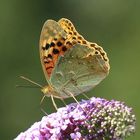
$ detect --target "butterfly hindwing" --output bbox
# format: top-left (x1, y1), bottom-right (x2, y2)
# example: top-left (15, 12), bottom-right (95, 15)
top-left (50, 44), bottom-right (109, 98)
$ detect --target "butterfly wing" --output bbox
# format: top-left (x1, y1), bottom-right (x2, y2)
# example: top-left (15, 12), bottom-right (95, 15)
top-left (50, 43), bottom-right (110, 98)
top-left (39, 18), bottom-right (82, 81)
top-left (39, 18), bottom-right (110, 96)
top-left (58, 18), bottom-right (110, 63)
top-left (58, 18), bottom-right (80, 38)
top-left (39, 19), bottom-right (68, 81)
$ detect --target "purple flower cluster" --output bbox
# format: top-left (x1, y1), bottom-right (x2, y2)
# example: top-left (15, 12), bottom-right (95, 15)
top-left (15, 97), bottom-right (136, 140)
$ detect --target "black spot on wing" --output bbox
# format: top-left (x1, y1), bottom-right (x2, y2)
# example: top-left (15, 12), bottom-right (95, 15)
top-left (53, 48), bottom-right (59, 54)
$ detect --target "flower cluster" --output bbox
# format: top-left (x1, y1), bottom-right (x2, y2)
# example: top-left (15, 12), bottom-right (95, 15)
top-left (15, 97), bottom-right (136, 140)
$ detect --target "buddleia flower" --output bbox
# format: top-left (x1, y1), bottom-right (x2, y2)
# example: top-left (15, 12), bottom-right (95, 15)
top-left (15, 97), bottom-right (136, 140)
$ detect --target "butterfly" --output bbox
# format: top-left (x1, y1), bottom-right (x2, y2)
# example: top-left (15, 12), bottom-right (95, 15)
top-left (38, 18), bottom-right (110, 104)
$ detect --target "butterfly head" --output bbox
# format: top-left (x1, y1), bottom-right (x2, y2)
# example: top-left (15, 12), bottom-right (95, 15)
top-left (41, 85), bottom-right (52, 97)
top-left (41, 85), bottom-right (61, 98)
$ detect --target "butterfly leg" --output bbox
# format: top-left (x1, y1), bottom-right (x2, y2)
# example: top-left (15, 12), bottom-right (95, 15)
top-left (60, 98), bottom-right (67, 106)
top-left (40, 108), bottom-right (48, 116)
top-left (51, 95), bottom-right (58, 111)
top-left (63, 89), bottom-right (86, 112)
top-left (62, 77), bottom-right (90, 100)
top-left (69, 77), bottom-right (90, 99)
top-left (39, 95), bottom-right (49, 116)
top-left (82, 93), bottom-right (89, 99)
top-left (72, 84), bottom-right (89, 99)
top-left (40, 95), bottom-right (46, 105)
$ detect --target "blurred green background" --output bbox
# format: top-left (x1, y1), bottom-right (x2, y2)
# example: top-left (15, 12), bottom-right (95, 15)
top-left (0, 0), bottom-right (139, 139)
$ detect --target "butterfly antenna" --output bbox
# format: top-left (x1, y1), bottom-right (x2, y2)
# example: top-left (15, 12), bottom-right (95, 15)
top-left (15, 85), bottom-right (41, 88)
top-left (20, 76), bottom-right (43, 88)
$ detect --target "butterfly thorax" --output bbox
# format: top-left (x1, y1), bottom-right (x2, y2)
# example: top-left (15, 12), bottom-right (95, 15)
top-left (41, 85), bottom-right (61, 98)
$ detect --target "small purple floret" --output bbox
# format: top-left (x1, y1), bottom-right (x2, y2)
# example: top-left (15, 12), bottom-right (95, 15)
top-left (15, 97), bottom-right (136, 140)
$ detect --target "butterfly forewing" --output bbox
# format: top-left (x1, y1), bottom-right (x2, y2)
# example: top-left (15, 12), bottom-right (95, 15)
top-left (39, 20), bottom-right (68, 81)
top-left (39, 19), bottom-right (82, 80)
